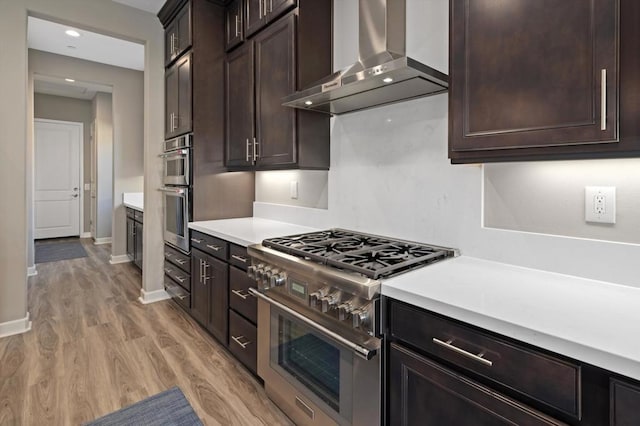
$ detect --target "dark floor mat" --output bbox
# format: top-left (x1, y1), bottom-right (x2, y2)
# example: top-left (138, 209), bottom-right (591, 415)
top-left (35, 241), bottom-right (88, 263)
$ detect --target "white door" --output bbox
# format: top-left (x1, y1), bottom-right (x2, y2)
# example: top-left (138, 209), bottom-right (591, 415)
top-left (90, 121), bottom-right (97, 238)
top-left (34, 120), bottom-right (82, 239)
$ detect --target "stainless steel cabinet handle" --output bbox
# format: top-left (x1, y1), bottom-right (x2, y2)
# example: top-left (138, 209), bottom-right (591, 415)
top-left (246, 138), bottom-right (251, 163)
top-left (601, 68), bottom-right (607, 131)
top-left (165, 252), bottom-right (172, 258)
top-left (259, 0), bottom-right (263, 19)
top-left (206, 244), bottom-right (221, 252)
top-left (269, 0), bottom-right (273, 13)
top-left (172, 114), bottom-right (179, 131)
top-left (235, 14), bottom-right (240, 37)
top-left (231, 254), bottom-right (248, 263)
top-left (231, 335), bottom-right (252, 349)
top-left (202, 261), bottom-right (211, 283)
top-left (164, 268), bottom-right (173, 274)
top-left (231, 289), bottom-right (248, 300)
top-left (253, 138), bottom-right (260, 162)
top-left (432, 338), bottom-right (493, 367)
top-left (174, 258), bottom-right (187, 265)
top-left (170, 33), bottom-right (175, 56)
top-left (191, 238), bottom-right (203, 244)
top-left (174, 276), bottom-right (186, 283)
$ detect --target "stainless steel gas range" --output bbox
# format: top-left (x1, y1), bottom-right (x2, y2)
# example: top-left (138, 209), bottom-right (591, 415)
top-left (247, 229), bottom-right (457, 426)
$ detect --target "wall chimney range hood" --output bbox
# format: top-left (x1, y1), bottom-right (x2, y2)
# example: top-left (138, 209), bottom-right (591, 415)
top-left (283, 0), bottom-right (448, 115)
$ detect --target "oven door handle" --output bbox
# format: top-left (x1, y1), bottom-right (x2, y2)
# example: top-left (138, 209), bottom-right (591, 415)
top-left (158, 187), bottom-right (187, 195)
top-left (249, 288), bottom-right (377, 361)
top-left (159, 149), bottom-right (189, 158)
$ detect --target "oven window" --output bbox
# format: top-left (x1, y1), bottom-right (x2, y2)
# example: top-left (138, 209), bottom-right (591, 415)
top-left (278, 316), bottom-right (340, 411)
top-left (166, 158), bottom-right (185, 177)
top-left (165, 195), bottom-right (185, 237)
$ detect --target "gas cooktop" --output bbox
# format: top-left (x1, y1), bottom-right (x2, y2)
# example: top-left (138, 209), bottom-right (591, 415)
top-left (262, 228), bottom-right (457, 280)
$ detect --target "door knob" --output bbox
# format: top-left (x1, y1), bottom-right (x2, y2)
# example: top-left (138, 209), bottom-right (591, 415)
top-left (73, 187), bottom-right (79, 191)
top-left (72, 194), bottom-right (79, 198)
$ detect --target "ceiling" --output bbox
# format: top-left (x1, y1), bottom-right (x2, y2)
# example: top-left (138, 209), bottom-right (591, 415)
top-left (27, 7), bottom-right (151, 100)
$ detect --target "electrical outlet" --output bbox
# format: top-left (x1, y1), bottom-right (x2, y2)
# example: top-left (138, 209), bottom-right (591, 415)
top-left (290, 181), bottom-right (298, 199)
top-left (585, 186), bottom-right (616, 224)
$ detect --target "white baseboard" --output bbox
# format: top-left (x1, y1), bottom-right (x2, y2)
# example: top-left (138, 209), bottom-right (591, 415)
top-left (94, 237), bottom-right (112, 245)
top-left (109, 254), bottom-right (131, 265)
top-left (0, 312), bottom-right (32, 338)
top-left (138, 288), bottom-right (171, 305)
top-left (27, 265), bottom-right (38, 277)
top-left (81, 232), bottom-right (91, 238)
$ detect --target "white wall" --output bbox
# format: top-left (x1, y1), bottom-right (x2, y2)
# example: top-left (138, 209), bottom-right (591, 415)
top-left (92, 92), bottom-right (114, 240)
top-left (255, 170), bottom-right (328, 208)
top-left (0, 0), bottom-right (164, 327)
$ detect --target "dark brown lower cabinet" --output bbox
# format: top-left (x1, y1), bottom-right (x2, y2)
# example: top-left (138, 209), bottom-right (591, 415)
top-left (191, 248), bottom-right (229, 345)
top-left (610, 379), bottom-right (640, 426)
top-left (228, 310), bottom-right (257, 374)
top-left (389, 343), bottom-right (564, 426)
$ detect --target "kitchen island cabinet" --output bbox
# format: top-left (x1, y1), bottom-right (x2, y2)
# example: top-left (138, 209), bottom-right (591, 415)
top-left (224, 0), bottom-right (332, 171)
top-left (449, 0), bottom-right (640, 163)
top-left (610, 379), bottom-right (640, 426)
top-left (191, 247), bottom-right (229, 345)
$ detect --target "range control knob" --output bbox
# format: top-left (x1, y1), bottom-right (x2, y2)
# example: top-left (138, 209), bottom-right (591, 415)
top-left (338, 301), bottom-right (354, 321)
top-left (352, 306), bottom-right (370, 329)
top-left (321, 293), bottom-right (340, 313)
top-left (269, 272), bottom-right (286, 287)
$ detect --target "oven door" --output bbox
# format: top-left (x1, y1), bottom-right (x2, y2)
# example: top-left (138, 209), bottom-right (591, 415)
top-left (160, 186), bottom-right (191, 253)
top-left (161, 148), bottom-right (190, 186)
top-left (253, 290), bottom-right (381, 426)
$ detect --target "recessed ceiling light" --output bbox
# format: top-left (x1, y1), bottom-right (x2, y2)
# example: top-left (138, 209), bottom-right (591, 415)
top-left (304, 101), bottom-right (313, 106)
top-left (65, 78), bottom-right (75, 82)
top-left (383, 77), bottom-right (394, 84)
top-left (65, 29), bottom-right (80, 37)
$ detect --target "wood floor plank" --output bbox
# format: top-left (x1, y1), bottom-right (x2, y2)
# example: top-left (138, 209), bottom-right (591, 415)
top-left (0, 238), bottom-right (293, 426)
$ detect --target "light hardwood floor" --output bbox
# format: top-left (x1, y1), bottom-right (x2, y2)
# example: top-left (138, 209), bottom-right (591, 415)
top-left (0, 239), bottom-right (293, 425)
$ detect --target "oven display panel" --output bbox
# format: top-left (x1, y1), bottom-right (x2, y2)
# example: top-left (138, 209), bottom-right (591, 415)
top-left (288, 279), bottom-right (307, 300)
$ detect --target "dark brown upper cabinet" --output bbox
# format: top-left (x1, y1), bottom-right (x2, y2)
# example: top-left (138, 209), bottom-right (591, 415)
top-left (245, 0), bottom-right (296, 38)
top-left (224, 1), bottom-right (331, 171)
top-left (448, 0), bottom-right (637, 163)
top-left (225, 0), bottom-right (244, 51)
top-left (165, 52), bottom-right (192, 139)
top-left (164, 2), bottom-right (192, 66)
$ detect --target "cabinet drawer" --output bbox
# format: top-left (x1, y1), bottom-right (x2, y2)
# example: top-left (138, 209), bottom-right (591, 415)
top-left (611, 379), bottom-right (640, 426)
top-left (229, 266), bottom-right (256, 324)
top-left (134, 210), bottom-right (143, 222)
top-left (229, 244), bottom-right (250, 271)
top-left (164, 260), bottom-right (190, 292)
top-left (190, 230), bottom-right (228, 260)
top-left (389, 343), bottom-right (565, 426)
top-left (165, 275), bottom-right (190, 310)
top-left (389, 301), bottom-right (581, 418)
top-left (229, 309), bottom-right (257, 374)
top-left (164, 244), bottom-right (191, 273)
top-left (126, 207), bottom-right (135, 219)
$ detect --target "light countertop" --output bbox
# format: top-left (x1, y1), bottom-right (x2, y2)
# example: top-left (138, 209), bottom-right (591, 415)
top-left (188, 217), bottom-right (319, 247)
top-left (383, 255), bottom-right (640, 381)
top-left (123, 192), bottom-right (143, 211)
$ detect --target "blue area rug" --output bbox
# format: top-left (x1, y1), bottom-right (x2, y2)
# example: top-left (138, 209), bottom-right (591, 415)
top-left (35, 241), bottom-right (88, 263)
top-left (84, 387), bottom-right (203, 426)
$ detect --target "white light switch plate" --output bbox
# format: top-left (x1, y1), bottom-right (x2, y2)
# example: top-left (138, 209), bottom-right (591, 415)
top-left (585, 186), bottom-right (616, 224)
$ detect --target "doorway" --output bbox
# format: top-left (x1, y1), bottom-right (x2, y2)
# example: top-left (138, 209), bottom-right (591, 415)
top-left (34, 119), bottom-right (83, 239)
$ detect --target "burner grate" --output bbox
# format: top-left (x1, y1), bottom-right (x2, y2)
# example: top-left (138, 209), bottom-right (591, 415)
top-left (262, 229), bottom-right (455, 279)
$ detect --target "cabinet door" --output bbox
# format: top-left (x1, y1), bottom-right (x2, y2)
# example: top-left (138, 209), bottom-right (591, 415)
top-left (389, 343), bottom-right (564, 426)
top-left (206, 255), bottom-right (229, 345)
top-left (245, 0), bottom-right (267, 37)
top-left (449, 0), bottom-right (618, 157)
top-left (225, 42), bottom-right (255, 168)
top-left (254, 14), bottom-right (296, 168)
top-left (177, 53), bottom-right (192, 136)
top-left (134, 221), bottom-right (143, 270)
top-left (126, 217), bottom-right (135, 261)
top-left (225, 0), bottom-right (244, 51)
top-left (176, 3), bottom-right (192, 56)
top-left (165, 63), bottom-right (179, 138)
top-left (190, 250), bottom-right (210, 327)
top-left (611, 379), bottom-right (640, 426)
top-left (164, 21), bottom-right (178, 66)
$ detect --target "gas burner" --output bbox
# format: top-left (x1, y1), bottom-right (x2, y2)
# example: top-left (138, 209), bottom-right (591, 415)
top-left (262, 229), bottom-right (458, 279)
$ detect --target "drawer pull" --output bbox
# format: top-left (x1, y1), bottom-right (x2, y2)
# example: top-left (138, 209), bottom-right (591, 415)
top-left (191, 238), bottom-right (203, 244)
top-left (175, 276), bottom-right (186, 283)
top-left (231, 289), bottom-right (248, 300)
top-left (164, 268), bottom-right (173, 274)
top-left (174, 258), bottom-right (187, 265)
top-left (231, 254), bottom-right (248, 263)
top-left (165, 252), bottom-right (172, 258)
top-left (166, 285), bottom-right (187, 300)
top-left (206, 244), bottom-right (221, 252)
top-left (432, 338), bottom-right (493, 367)
top-left (231, 335), bottom-right (252, 349)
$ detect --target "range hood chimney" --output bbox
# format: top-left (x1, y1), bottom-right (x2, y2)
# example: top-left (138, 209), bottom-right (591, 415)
top-left (283, 0), bottom-right (448, 115)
